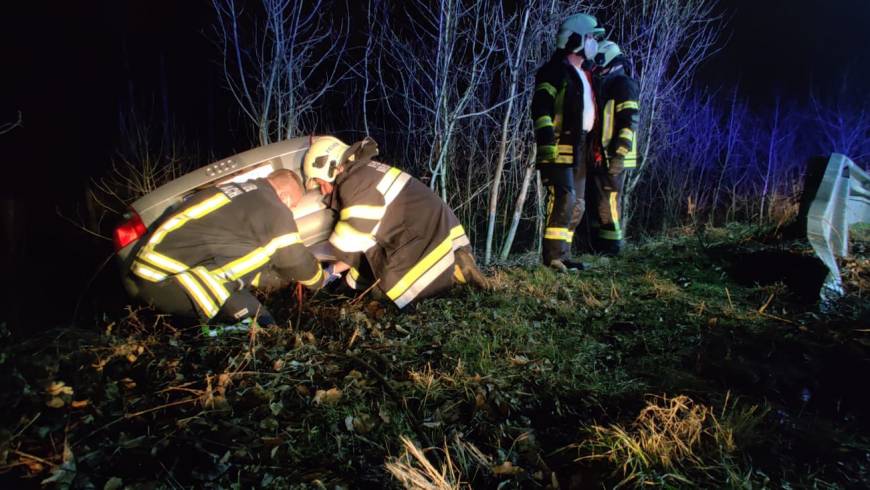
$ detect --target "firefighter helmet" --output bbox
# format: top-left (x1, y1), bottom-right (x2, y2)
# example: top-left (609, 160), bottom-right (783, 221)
top-left (302, 136), bottom-right (349, 188)
top-left (556, 13), bottom-right (605, 52)
top-left (595, 40), bottom-right (623, 68)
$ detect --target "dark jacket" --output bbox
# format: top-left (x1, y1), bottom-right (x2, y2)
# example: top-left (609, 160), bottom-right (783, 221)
top-left (130, 179), bottom-right (323, 318)
top-left (326, 140), bottom-right (470, 308)
top-left (598, 68), bottom-right (640, 167)
top-left (531, 51), bottom-right (592, 169)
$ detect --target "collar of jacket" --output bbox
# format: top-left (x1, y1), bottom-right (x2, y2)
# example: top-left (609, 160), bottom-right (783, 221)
top-left (335, 137), bottom-right (380, 184)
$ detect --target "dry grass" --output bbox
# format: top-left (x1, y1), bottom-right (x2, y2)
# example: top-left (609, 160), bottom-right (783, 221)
top-left (578, 394), bottom-right (766, 487)
top-left (385, 436), bottom-right (466, 490)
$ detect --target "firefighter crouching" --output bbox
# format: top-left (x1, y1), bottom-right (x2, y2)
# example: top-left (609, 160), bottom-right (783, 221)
top-left (127, 169), bottom-right (326, 327)
top-left (302, 136), bottom-right (490, 309)
top-left (591, 40), bottom-right (639, 256)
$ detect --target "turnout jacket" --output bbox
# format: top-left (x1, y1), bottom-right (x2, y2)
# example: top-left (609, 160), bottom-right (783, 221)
top-left (326, 140), bottom-right (471, 308)
top-left (130, 179), bottom-right (323, 319)
top-left (531, 52), bottom-right (592, 169)
top-left (598, 68), bottom-right (640, 167)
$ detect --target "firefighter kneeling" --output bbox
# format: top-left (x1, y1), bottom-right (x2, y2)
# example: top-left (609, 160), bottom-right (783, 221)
top-left (302, 136), bottom-right (490, 309)
top-left (127, 169), bottom-right (326, 327)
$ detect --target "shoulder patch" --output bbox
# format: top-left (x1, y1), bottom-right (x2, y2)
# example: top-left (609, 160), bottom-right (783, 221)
top-left (239, 182), bottom-right (258, 193)
top-left (218, 184), bottom-right (244, 199)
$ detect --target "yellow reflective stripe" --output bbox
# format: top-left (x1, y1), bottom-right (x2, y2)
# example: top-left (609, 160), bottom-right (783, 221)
top-left (350, 267), bottom-right (360, 280)
top-left (140, 251), bottom-right (187, 274)
top-left (619, 128), bottom-right (634, 140)
top-left (131, 262), bottom-right (167, 282)
top-left (615, 101), bottom-right (638, 112)
top-left (176, 272), bottom-right (219, 319)
top-left (383, 172), bottom-right (410, 205)
top-left (557, 144), bottom-right (573, 154)
top-left (602, 100), bottom-right (615, 147)
top-left (387, 236), bottom-right (453, 302)
top-left (191, 266), bottom-right (230, 304)
top-left (555, 155), bottom-right (573, 164)
top-left (251, 272), bottom-right (262, 287)
top-left (146, 193), bottom-right (231, 247)
top-left (449, 225), bottom-right (470, 249)
top-left (340, 205), bottom-right (385, 221)
top-left (376, 167), bottom-right (402, 194)
top-left (544, 227), bottom-right (573, 242)
top-left (266, 233), bottom-right (302, 252)
top-left (213, 233), bottom-right (301, 280)
top-left (616, 147), bottom-right (629, 156)
top-left (329, 221), bottom-right (377, 252)
top-left (535, 115), bottom-right (553, 129)
top-left (299, 266), bottom-right (323, 287)
top-left (609, 192), bottom-right (621, 227)
top-left (535, 82), bottom-right (557, 98)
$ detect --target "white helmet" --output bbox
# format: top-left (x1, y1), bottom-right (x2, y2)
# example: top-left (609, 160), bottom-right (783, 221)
top-left (302, 136), bottom-right (349, 189)
top-left (556, 13), bottom-right (605, 52)
top-left (595, 40), bottom-right (623, 68)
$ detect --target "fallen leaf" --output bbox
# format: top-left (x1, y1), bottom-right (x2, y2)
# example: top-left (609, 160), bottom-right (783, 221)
top-left (313, 388), bottom-right (342, 405)
top-left (296, 384), bottom-right (311, 397)
top-left (510, 355), bottom-right (530, 366)
top-left (46, 381), bottom-right (74, 396)
top-left (104, 477), bottom-right (123, 490)
top-left (273, 359), bottom-right (285, 371)
top-left (71, 400), bottom-right (90, 409)
top-left (46, 397), bottom-right (65, 408)
top-left (491, 461), bottom-right (522, 476)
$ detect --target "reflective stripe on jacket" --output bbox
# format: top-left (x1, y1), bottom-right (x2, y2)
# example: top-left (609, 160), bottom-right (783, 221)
top-left (328, 149), bottom-right (470, 308)
top-left (531, 53), bottom-right (592, 168)
top-left (130, 179), bottom-right (322, 318)
top-left (599, 70), bottom-right (640, 168)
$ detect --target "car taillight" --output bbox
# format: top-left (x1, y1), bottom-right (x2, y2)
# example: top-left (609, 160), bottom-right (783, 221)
top-left (113, 211), bottom-right (147, 251)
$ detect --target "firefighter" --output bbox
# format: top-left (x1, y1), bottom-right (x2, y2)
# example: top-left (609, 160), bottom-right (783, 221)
top-left (302, 136), bottom-right (490, 309)
top-left (128, 169), bottom-right (325, 327)
top-left (591, 40), bottom-right (639, 255)
top-left (531, 13), bottom-right (604, 271)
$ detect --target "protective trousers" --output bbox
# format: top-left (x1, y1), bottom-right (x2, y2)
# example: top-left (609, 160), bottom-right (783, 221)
top-left (588, 170), bottom-right (625, 254)
top-left (540, 162), bottom-right (587, 264)
top-left (136, 274), bottom-right (277, 326)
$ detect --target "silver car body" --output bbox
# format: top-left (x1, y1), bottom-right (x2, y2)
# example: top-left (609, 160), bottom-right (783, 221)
top-left (117, 136), bottom-right (338, 297)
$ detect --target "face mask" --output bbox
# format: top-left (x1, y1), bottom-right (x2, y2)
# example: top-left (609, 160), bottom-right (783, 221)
top-left (583, 37), bottom-right (598, 60)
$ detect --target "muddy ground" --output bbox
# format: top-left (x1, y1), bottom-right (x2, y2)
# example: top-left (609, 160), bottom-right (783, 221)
top-left (1, 225), bottom-right (867, 488)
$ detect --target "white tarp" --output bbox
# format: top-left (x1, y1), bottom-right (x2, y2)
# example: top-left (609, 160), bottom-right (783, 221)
top-left (806, 153), bottom-right (870, 301)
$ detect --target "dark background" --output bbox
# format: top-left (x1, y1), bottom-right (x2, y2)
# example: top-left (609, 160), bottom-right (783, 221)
top-left (2, 0), bottom-right (869, 332)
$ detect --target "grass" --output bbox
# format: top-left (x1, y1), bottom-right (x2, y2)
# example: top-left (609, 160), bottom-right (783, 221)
top-left (0, 224), bottom-right (867, 488)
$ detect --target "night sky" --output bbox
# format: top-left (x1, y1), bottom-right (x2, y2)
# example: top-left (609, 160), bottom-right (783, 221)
top-left (2, 0), bottom-right (869, 329)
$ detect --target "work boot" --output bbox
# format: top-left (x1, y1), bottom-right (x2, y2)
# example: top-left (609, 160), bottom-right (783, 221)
top-left (548, 259), bottom-right (588, 273)
top-left (454, 249), bottom-right (492, 290)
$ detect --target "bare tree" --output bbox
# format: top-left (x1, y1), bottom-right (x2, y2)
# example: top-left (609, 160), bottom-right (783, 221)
top-left (212, 0), bottom-right (348, 144)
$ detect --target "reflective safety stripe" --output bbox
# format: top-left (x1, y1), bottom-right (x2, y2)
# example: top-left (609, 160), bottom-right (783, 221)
top-left (376, 167), bottom-right (402, 194)
top-left (191, 266), bottom-right (230, 304)
top-left (449, 225), bottom-right (470, 250)
top-left (389, 236), bottom-right (455, 308)
top-left (616, 147), bottom-right (629, 156)
top-left (599, 228), bottom-right (623, 240)
top-left (602, 100), bottom-right (615, 148)
top-left (609, 192), bottom-right (621, 227)
top-left (176, 272), bottom-right (219, 319)
top-left (140, 251), bottom-right (187, 274)
top-left (146, 193), bottom-right (231, 247)
top-left (346, 267), bottom-right (360, 289)
top-left (536, 144), bottom-right (557, 162)
top-left (298, 266), bottom-right (323, 287)
top-left (619, 128), bottom-right (634, 140)
top-left (555, 144), bottom-right (573, 164)
top-left (329, 221), bottom-right (377, 252)
top-left (131, 262), bottom-right (167, 282)
top-left (535, 82), bottom-right (557, 98)
top-left (535, 115), bottom-right (554, 129)
top-left (340, 205), bottom-right (385, 221)
top-left (615, 101), bottom-right (638, 112)
top-left (251, 272), bottom-right (262, 287)
top-left (383, 172), bottom-right (410, 205)
top-left (544, 227), bottom-right (573, 242)
top-left (213, 233), bottom-right (302, 280)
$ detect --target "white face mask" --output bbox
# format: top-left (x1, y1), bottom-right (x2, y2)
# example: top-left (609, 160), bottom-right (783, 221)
top-left (583, 37), bottom-right (598, 60)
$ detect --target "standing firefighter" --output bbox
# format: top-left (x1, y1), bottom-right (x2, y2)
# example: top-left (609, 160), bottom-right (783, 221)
top-left (128, 170), bottom-right (325, 327)
top-left (592, 40), bottom-right (639, 255)
top-left (532, 13), bottom-right (604, 271)
top-left (302, 136), bottom-right (489, 309)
